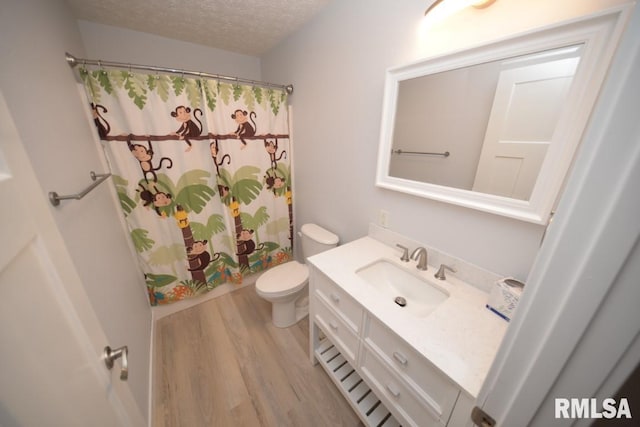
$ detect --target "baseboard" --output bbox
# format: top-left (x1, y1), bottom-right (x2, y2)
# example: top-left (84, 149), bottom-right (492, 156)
top-left (151, 275), bottom-right (259, 320)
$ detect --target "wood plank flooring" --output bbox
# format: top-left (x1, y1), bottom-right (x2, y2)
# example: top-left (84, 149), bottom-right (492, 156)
top-left (153, 284), bottom-right (364, 427)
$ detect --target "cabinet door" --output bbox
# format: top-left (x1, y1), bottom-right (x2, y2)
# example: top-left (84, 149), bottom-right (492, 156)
top-left (314, 295), bottom-right (360, 363)
top-left (314, 270), bottom-right (363, 332)
top-left (365, 315), bottom-right (459, 422)
top-left (360, 346), bottom-right (444, 427)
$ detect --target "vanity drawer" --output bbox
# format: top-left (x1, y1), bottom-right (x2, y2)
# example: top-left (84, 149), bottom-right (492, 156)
top-left (360, 346), bottom-right (443, 427)
top-left (313, 271), bottom-right (363, 332)
top-left (364, 316), bottom-right (459, 422)
top-left (314, 296), bottom-right (360, 364)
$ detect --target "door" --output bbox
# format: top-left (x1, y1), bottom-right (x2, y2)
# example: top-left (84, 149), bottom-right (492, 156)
top-left (0, 92), bottom-right (144, 426)
top-left (472, 54), bottom-right (579, 200)
top-left (474, 5), bottom-right (639, 426)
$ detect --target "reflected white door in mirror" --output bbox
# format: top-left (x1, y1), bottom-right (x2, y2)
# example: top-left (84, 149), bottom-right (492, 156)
top-left (471, 46), bottom-right (581, 200)
top-left (376, 6), bottom-right (632, 224)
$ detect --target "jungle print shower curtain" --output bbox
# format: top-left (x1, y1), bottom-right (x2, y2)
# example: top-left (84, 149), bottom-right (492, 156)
top-left (79, 67), bottom-right (293, 306)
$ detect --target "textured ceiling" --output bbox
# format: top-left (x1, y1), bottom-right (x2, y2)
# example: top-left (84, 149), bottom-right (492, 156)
top-left (66, 0), bottom-right (331, 56)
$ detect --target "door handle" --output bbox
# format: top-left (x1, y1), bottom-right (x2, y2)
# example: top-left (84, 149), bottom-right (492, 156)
top-left (103, 345), bottom-right (128, 381)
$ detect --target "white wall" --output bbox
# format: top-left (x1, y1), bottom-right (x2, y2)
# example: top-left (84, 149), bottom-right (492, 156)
top-left (0, 0), bottom-right (152, 418)
top-left (261, 0), bottom-right (629, 280)
top-left (77, 20), bottom-right (262, 80)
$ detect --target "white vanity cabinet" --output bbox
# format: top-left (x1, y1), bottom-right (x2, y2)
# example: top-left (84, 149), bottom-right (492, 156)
top-left (312, 271), bottom-right (362, 364)
top-left (309, 266), bottom-right (472, 427)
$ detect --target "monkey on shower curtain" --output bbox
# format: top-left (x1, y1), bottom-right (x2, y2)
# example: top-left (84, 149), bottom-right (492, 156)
top-left (80, 67), bottom-right (293, 306)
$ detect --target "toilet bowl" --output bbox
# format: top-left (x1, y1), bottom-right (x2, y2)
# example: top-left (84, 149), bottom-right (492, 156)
top-left (255, 224), bottom-right (339, 328)
top-left (255, 261), bottom-right (309, 328)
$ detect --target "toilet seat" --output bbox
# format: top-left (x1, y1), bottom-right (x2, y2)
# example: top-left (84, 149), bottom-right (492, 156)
top-left (255, 261), bottom-right (309, 298)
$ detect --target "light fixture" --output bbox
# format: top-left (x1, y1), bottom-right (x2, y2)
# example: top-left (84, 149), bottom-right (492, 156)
top-left (424, 0), bottom-right (497, 17)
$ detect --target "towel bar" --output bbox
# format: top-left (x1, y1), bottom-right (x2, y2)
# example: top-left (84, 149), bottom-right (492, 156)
top-left (392, 149), bottom-right (450, 157)
top-left (49, 171), bottom-right (111, 206)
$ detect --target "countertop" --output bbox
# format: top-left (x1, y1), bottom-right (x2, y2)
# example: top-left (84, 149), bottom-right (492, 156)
top-left (307, 236), bottom-right (508, 398)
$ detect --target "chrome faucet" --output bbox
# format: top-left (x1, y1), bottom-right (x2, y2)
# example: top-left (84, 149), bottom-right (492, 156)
top-left (410, 247), bottom-right (428, 271)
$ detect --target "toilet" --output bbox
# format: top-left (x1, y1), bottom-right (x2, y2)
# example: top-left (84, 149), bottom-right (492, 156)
top-left (256, 223), bottom-right (339, 328)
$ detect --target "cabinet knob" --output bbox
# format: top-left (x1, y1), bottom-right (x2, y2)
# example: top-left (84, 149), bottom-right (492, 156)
top-left (392, 351), bottom-right (408, 366)
top-left (330, 293), bottom-right (340, 303)
top-left (329, 321), bottom-right (338, 331)
top-left (386, 383), bottom-right (401, 398)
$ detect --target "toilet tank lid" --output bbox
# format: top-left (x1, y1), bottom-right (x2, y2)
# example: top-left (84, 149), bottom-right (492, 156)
top-left (301, 223), bottom-right (339, 245)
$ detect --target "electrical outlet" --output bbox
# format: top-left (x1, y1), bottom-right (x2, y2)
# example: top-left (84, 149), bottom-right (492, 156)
top-left (379, 209), bottom-right (390, 228)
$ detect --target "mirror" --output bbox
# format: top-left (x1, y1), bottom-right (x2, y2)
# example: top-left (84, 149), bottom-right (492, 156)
top-left (390, 44), bottom-right (582, 201)
top-left (376, 8), bottom-right (628, 224)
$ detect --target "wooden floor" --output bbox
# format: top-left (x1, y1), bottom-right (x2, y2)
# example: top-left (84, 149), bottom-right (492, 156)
top-left (153, 284), bottom-right (364, 427)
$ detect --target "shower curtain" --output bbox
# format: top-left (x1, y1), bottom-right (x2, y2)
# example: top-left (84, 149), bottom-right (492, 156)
top-left (79, 67), bottom-right (293, 306)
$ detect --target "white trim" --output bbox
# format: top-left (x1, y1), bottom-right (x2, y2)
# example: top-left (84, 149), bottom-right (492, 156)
top-left (148, 312), bottom-right (155, 427)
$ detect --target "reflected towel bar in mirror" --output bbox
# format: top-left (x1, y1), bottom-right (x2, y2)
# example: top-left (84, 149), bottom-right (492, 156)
top-left (49, 171), bottom-right (112, 206)
top-left (392, 149), bottom-right (450, 157)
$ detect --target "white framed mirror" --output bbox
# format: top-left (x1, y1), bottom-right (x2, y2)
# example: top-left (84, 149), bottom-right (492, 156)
top-left (376, 7), bottom-right (631, 224)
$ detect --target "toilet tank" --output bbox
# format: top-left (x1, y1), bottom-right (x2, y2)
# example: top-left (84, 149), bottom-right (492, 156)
top-left (300, 223), bottom-right (339, 259)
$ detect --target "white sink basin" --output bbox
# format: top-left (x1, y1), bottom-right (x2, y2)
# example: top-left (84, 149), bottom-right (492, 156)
top-left (356, 259), bottom-right (449, 318)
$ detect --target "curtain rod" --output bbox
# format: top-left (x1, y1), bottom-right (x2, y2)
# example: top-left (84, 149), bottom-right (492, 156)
top-left (65, 52), bottom-right (294, 95)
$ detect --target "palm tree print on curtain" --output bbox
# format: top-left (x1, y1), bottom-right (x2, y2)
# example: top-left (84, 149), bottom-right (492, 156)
top-left (80, 68), bottom-right (293, 306)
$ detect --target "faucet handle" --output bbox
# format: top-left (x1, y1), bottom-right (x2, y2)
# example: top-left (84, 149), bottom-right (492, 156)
top-left (434, 264), bottom-right (456, 280)
top-left (396, 244), bottom-right (410, 262)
